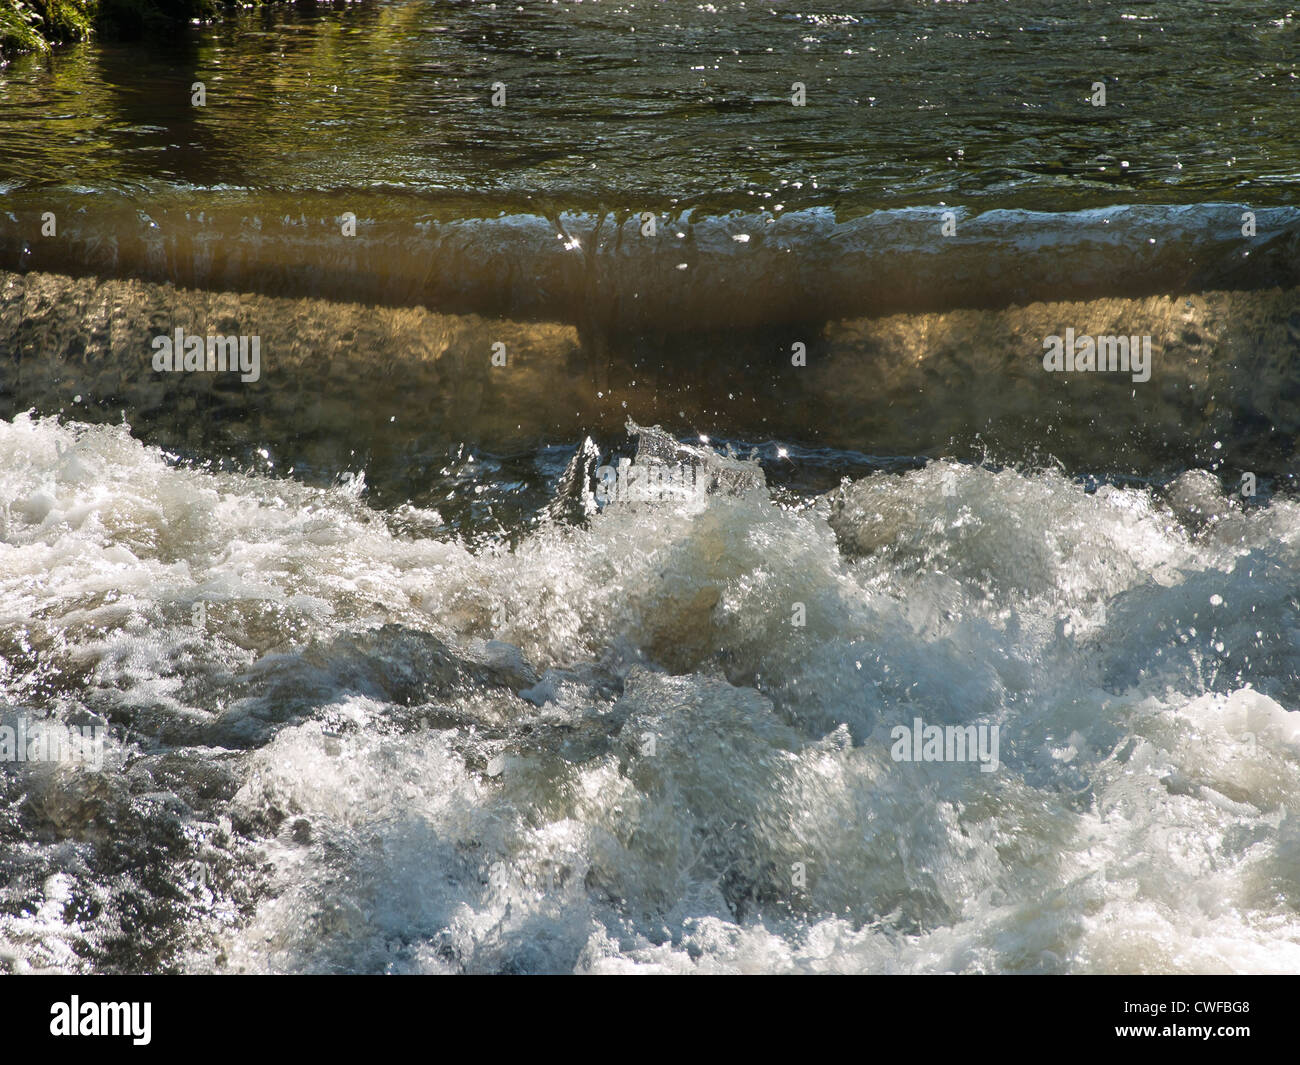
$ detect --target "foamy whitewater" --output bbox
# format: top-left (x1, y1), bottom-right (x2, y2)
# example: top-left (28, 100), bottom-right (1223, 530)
top-left (2, 412), bottom-right (1299, 974)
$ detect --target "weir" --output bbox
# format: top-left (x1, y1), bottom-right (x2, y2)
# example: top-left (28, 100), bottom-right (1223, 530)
top-left (3, 265), bottom-right (1298, 483)
top-left (1, 196), bottom-right (1297, 328)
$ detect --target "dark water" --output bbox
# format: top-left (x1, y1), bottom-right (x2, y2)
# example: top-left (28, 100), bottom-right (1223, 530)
top-left (1, 2), bottom-right (1299, 975)
top-left (1, 0), bottom-right (1298, 326)
top-left (1, 0), bottom-right (1297, 209)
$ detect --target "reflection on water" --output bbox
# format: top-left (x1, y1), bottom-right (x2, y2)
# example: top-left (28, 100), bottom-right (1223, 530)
top-left (0, 0), bottom-right (1296, 211)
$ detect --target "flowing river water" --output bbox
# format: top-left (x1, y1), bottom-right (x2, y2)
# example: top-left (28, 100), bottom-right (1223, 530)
top-left (0, 0), bottom-right (1299, 973)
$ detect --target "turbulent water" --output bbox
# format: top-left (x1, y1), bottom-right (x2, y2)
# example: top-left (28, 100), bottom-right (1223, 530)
top-left (2, 412), bottom-right (1299, 974)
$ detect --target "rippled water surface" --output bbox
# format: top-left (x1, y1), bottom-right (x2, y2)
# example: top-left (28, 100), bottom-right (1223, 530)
top-left (1, 0), bottom-right (1297, 209)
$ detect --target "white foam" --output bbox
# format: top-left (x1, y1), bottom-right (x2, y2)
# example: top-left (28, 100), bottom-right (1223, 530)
top-left (3, 414), bottom-right (1299, 973)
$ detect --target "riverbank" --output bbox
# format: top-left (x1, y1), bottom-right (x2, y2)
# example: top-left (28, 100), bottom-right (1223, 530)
top-left (0, 0), bottom-right (282, 59)
top-left (0, 0), bottom-right (91, 57)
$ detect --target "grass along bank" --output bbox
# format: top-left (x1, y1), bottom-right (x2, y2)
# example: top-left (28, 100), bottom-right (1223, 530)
top-left (0, 0), bottom-right (288, 59)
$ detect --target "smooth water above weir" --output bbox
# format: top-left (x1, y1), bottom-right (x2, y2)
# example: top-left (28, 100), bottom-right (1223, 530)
top-left (1, 0), bottom-right (1298, 322)
top-left (1, 0), bottom-right (1297, 210)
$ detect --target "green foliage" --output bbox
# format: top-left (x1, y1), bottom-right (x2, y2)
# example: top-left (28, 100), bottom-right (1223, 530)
top-left (1, 0), bottom-right (96, 56)
top-left (1, 0), bottom-right (277, 58)
top-left (0, 3), bottom-right (49, 57)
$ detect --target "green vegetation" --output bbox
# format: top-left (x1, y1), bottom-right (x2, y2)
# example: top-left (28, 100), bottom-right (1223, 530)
top-left (0, 0), bottom-right (275, 59)
top-left (1, 0), bottom-right (95, 56)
